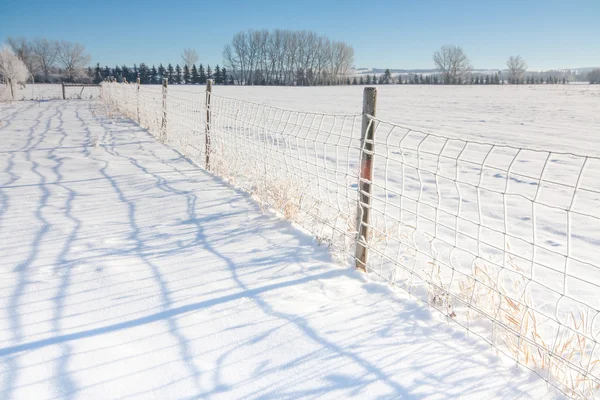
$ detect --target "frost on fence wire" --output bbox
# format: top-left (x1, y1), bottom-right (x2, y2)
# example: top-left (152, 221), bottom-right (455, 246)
top-left (209, 93), bottom-right (363, 257)
top-left (1, 83), bottom-right (101, 101)
top-left (365, 115), bottom-right (600, 398)
top-left (100, 82), bottom-right (600, 398)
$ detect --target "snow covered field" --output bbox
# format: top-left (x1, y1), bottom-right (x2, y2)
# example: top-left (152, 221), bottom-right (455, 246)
top-left (0, 100), bottom-right (564, 399)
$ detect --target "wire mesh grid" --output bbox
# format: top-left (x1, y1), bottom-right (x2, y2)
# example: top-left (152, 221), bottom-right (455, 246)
top-left (100, 82), bottom-right (600, 399)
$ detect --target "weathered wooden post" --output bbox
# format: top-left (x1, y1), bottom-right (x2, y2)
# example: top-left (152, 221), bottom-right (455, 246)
top-left (205, 79), bottom-right (213, 170)
top-left (61, 82), bottom-right (66, 100)
top-left (136, 77), bottom-right (141, 123)
top-left (161, 78), bottom-right (168, 142)
top-left (355, 87), bottom-right (377, 271)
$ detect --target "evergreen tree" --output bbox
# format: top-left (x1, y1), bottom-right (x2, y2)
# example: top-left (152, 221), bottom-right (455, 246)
top-left (458, 76), bottom-right (462, 85)
top-left (139, 63), bottom-right (151, 84)
top-left (198, 64), bottom-right (206, 84)
top-left (133, 64), bottom-right (139, 81)
top-left (352, 76), bottom-right (357, 85)
top-left (183, 65), bottom-right (190, 84)
top-left (366, 75), bottom-right (371, 84)
top-left (206, 65), bottom-right (212, 81)
top-left (94, 63), bottom-right (102, 84)
top-left (562, 77), bottom-right (567, 84)
top-left (433, 75), bottom-right (439, 84)
top-left (158, 64), bottom-right (166, 82)
top-left (167, 64), bottom-right (174, 84)
top-left (485, 75), bottom-right (490, 85)
top-left (103, 66), bottom-right (111, 80)
top-left (475, 76), bottom-right (480, 84)
top-left (494, 74), bottom-right (500, 84)
top-left (174, 64), bottom-right (182, 84)
top-left (121, 65), bottom-right (130, 82)
top-left (221, 68), bottom-right (228, 85)
top-left (383, 69), bottom-right (392, 84)
top-left (150, 66), bottom-right (158, 84)
top-left (359, 76), bottom-right (364, 85)
top-left (191, 64), bottom-right (199, 84)
top-left (229, 75), bottom-right (234, 85)
top-left (214, 65), bottom-right (222, 84)
top-left (397, 75), bottom-right (402, 84)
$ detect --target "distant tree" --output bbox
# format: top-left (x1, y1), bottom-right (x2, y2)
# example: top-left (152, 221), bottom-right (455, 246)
top-left (352, 76), bottom-right (357, 85)
top-left (181, 48), bottom-right (198, 69)
top-left (383, 69), bottom-right (392, 84)
top-left (114, 65), bottom-right (122, 81)
top-left (56, 40), bottom-right (90, 81)
top-left (198, 64), bottom-right (206, 84)
top-left (494, 73), bottom-right (500, 84)
top-left (562, 77), bottom-right (567, 84)
top-left (167, 64), bottom-right (174, 84)
top-left (158, 64), bottom-right (166, 81)
top-left (485, 75), bottom-right (490, 85)
top-left (458, 76), bottom-right (462, 85)
top-left (150, 65), bottom-right (158, 84)
top-left (507, 55), bottom-right (527, 84)
top-left (397, 75), bottom-right (402, 84)
top-left (31, 38), bottom-right (58, 82)
top-left (93, 63), bottom-right (102, 84)
top-left (103, 65), bottom-right (111, 80)
top-left (191, 64), bottom-right (199, 84)
top-left (139, 63), bottom-right (151, 84)
top-left (214, 65), bottom-right (222, 84)
top-left (183, 64), bottom-right (190, 84)
top-left (359, 76), bottom-right (364, 85)
top-left (221, 67), bottom-right (228, 85)
top-left (206, 65), bottom-right (212, 81)
top-left (433, 44), bottom-right (471, 83)
top-left (366, 74), bottom-right (371, 84)
top-left (433, 75), bottom-right (439, 84)
top-left (174, 64), bottom-right (182, 84)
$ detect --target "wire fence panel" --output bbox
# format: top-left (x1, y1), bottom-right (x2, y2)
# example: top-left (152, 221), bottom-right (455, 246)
top-left (100, 82), bottom-right (600, 399)
top-left (1, 83), bottom-right (101, 101)
top-left (365, 115), bottom-right (600, 399)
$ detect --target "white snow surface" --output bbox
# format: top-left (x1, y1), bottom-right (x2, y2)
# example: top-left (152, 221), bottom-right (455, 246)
top-left (0, 100), bottom-right (564, 399)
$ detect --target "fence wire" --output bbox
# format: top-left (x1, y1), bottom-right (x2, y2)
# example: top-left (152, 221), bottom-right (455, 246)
top-left (101, 82), bottom-right (600, 399)
top-left (0, 83), bottom-right (101, 101)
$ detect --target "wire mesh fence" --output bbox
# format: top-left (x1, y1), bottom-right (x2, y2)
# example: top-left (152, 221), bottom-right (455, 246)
top-left (101, 81), bottom-right (600, 399)
top-left (0, 83), bottom-right (101, 101)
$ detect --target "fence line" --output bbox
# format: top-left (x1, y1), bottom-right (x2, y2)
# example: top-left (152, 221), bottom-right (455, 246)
top-left (101, 81), bottom-right (600, 399)
top-left (0, 83), bottom-right (102, 101)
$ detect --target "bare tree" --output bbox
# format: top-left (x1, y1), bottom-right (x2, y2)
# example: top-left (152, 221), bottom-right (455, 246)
top-left (223, 29), bottom-right (354, 86)
top-left (506, 55), bottom-right (528, 84)
top-left (433, 45), bottom-right (471, 84)
top-left (181, 48), bottom-right (198, 69)
top-left (31, 38), bottom-right (58, 82)
top-left (0, 46), bottom-right (30, 99)
top-left (57, 41), bottom-right (90, 81)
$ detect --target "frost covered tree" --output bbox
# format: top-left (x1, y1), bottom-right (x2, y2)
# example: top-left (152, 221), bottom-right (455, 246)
top-left (198, 64), bottom-right (206, 84)
top-left (5, 37), bottom-right (36, 77)
top-left (183, 65), bottom-right (190, 84)
top-left (0, 46), bottom-right (30, 99)
top-left (507, 55), bottom-right (527, 84)
top-left (56, 41), bottom-right (90, 81)
top-left (433, 45), bottom-right (471, 84)
top-left (181, 49), bottom-right (198, 69)
top-left (191, 64), bottom-right (199, 84)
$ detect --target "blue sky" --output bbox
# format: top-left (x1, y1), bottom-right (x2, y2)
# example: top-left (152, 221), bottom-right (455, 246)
top-left (1, 0), bottom-right (599, 70)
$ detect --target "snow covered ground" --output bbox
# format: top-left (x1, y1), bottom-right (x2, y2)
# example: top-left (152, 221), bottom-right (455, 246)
top-left (0, 100), bottom-right (564, 399)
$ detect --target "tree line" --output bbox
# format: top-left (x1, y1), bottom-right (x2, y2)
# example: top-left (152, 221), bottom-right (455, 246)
top-left (92, 62), bottom-right (232, 85)
top-left (223, 29), bottom-right (355, 86)
top-left (3, 37), bottom-right (91, 82)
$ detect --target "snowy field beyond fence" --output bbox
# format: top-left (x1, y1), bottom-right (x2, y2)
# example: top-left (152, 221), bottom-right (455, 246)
top-left (0, 100), bottom-right (563, 399)
top-left (100, 82), bottom-right (600, 399)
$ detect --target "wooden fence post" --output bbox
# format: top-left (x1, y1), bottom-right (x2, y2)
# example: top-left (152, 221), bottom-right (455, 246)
top-left (355, 87), bottom-right (377, 271)
top-left (161, 78), bottom-right (168, 142)
top-left (205, 79), bottom-right (213, 170)
top-left (136, 77), bottom-right (141, 123)
top-left (61, 83), bottom-right (66, 100)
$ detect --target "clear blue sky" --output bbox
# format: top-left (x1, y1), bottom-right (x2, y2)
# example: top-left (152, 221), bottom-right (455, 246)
top-left (1, 0), bottom-right (599, 70)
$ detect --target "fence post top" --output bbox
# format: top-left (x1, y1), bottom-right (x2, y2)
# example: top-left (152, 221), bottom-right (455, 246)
top-left (163, 78), bottom-right (168, 87)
